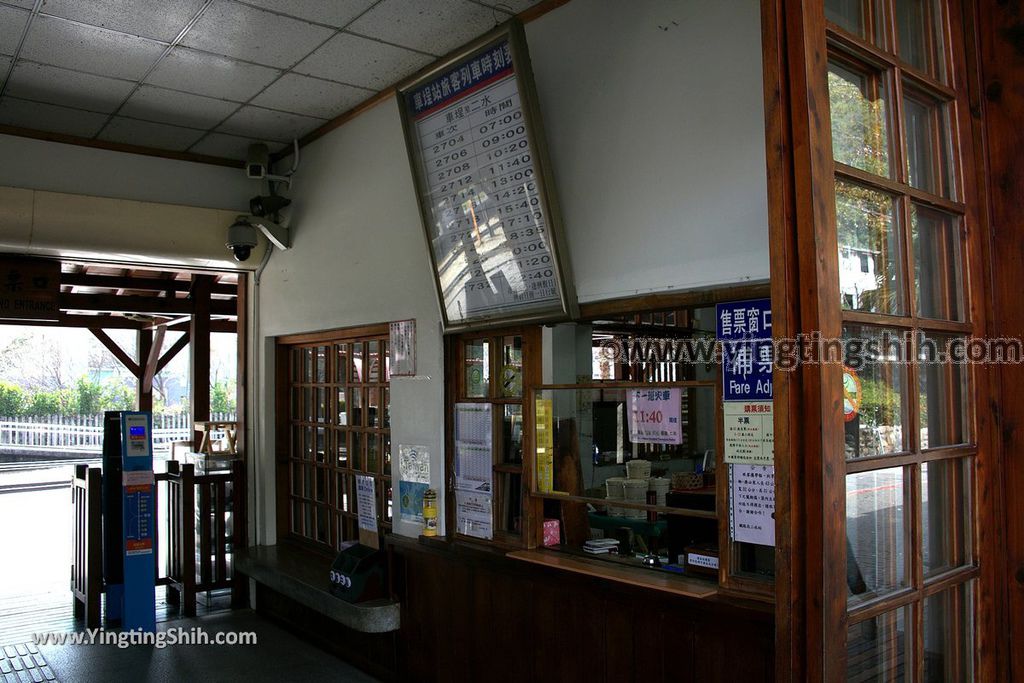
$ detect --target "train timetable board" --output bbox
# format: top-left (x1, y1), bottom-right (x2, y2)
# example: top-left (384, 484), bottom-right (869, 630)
top-left (398, 21), bottom-right (576, 331)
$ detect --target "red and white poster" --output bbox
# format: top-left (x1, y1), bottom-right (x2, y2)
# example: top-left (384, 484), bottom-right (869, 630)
top-left (628, 388), bottom-right (682, 445)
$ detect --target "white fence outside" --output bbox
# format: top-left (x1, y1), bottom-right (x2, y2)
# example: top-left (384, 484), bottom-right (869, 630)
top-left (0, 413), bottom-right (236, 455)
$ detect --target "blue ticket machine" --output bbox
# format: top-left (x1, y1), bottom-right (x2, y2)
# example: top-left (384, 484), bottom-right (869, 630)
top-left (102, 411), bottom-right (156, 632)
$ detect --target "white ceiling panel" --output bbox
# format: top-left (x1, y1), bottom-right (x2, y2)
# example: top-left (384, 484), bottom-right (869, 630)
top-left (294, 31), bottom-right (431, 90)
top-left (0, 0), bottom-right (540, 157)
top-left (5, 61), bottom-right (136, 113)
top-left (20, 14), bottom-right (166, 81)
top-left (98, 116), bottom-right (206, 151)
top-left (181, 0), bottom-right (335, 69)
top-left (238, 0), bottom-right (378, 28)
top-left (251, 73), bottom-right (372, 119)
top-left (120, 85), bottom-right (240, 129)
top-left (0, 6), bottom-right (30, 56)
top-left (146, 46), bottom-right (282, 101)
top-left (348, 0), bottom-right (508, 56)
top-left (189, 131), bottom-right (274, 159)
top-left (217, 105), bottom-right (324, 142)
top-left (38, 0), bottom-right (206, 43)
top-left (0, 97), bottom-right (108, 137)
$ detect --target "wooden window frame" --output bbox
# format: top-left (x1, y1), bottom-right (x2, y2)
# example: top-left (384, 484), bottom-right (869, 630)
top-left (444, 325), bottom-right (541, 549)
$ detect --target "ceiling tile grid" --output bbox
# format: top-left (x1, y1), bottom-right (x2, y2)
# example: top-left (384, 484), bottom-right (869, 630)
top-left (0, 0), bottom-right (539, 161)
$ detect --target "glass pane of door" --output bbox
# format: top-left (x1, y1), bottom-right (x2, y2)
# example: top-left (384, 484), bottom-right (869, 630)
top-left (847, 467), bottom-right (907, 605)
top-left (828, 61), bottom-right (892, 177)
top-left (923, 582), bottom-right (974, 682)
top-left (847, 607), bottom-right (910, 681)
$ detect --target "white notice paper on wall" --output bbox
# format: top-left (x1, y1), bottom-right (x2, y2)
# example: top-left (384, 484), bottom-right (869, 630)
top-left (455, 490), bottom-right (492, 540)
top-left (723, 400), bottom-right (774, 465)
top-left (729, 464), bottom-right (775, 546)
top-left (389, 319), bottom-right (416, 377)
top-left (355, 474), bottom-right (378, 535)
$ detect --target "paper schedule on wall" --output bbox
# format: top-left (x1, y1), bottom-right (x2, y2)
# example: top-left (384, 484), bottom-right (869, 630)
top-left (454, 403), bottom-right (492, 493)
top-left (398, 21), bottom-right (576, 330)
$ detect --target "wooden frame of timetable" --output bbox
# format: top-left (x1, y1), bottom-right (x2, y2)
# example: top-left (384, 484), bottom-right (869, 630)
top-left (397, 20), bottom-right (577, 332)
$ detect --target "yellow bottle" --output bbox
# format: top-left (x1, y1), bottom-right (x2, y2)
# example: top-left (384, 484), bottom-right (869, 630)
top-left (422, 489), bottom-right (438, 537)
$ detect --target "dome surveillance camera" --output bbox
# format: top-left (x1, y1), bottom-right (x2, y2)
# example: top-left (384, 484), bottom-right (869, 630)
top-left (227, 218), bottom-right (258, 262)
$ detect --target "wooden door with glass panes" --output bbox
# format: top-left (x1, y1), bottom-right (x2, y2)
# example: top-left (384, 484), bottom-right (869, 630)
top-left (280, 328), bottom-right (392, 551)
top-left (825, 0), bottom-right (982, 679)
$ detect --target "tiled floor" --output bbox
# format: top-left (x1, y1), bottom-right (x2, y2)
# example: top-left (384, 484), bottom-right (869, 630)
top-left (7, 609), bottom-right (380, 683)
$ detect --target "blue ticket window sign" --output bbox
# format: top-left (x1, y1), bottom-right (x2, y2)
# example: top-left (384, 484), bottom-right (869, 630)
top-left (120, 412), bottom-right (156, 632)
top-left (717, 299), bottom-right (773, 402)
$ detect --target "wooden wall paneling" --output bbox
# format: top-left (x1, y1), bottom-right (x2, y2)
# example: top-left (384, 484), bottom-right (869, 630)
top-left (482, 570), bottom-right (535, 682)
top-left (603, 597), bottom-right (635, 683)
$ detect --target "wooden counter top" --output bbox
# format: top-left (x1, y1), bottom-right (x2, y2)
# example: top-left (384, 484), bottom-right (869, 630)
top-left (507, 549), bottom-right (718, 599)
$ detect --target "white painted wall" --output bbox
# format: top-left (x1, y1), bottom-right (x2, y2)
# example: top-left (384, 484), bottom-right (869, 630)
top-left (0, 134), bottom-right (253, 211)
top-left (253, 0), bottom-right (770, 543)
top-left (255, 98), bottom-right (446, 542)
top-left (526, 0), bottom-right (770, 302)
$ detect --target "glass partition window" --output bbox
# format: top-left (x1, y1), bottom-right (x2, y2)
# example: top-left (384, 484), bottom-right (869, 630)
top-left (532, 384), bottom-right (717, 576)
top-left (827, 3), bottom-right (976, 677)
top-left (284, 332), bottom-right (391, 551)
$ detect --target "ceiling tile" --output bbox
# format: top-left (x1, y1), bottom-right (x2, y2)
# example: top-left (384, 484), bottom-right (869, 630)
top-left (146, 47), bottom-right (281, 101)
top-left (294, 32), bottom-right (432, 90)
top-left (188, 131), bottom-right (273, 160)
top-left (20, 14), bottom-right (166, 81)
top-left (347, 0), bottom-right (508, 56)
top-left (238, 0), bottom-right (376, 28)
top-left (0, 6), bottom-right (29, 56)
top-left (119, 85), bottom-right (240, 129)
top-left (216, 105), bottom-right (324, 142)
top-left (0, 0), bottom-right (35, 9)
top-left (0, 97), bottom-right (108, 137)
top-left (250, 73), bottom-right (371, 119)
top-left (38, 0), bottom-right (205, 42)
top-left (5, 61), bottom-right (136, 113)
top-left (0, 55), bottom-right (11, 76)
top-left (98, 116), bottom-right (206, 151)
top-left (180, 0), bottom-right (334, 69)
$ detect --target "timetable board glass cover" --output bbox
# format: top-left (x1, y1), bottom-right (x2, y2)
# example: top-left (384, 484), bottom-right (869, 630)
top-left (398, 21), bottom-right (576, 331)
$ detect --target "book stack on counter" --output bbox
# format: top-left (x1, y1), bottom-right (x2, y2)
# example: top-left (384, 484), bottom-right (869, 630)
top-left (583, 538), bottom-right (620, 555)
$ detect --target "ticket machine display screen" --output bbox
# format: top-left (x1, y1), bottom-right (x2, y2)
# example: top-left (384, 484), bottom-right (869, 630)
top-left (123, 415), bottom-right (150, 457)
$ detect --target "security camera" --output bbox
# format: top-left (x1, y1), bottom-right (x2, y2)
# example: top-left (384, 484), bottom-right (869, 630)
top-left (227, 214), bottom-right (292, 261)
top-left (246, 143), bottom-right (270, 180)
top-left (250, 194), bottom-right (291, 217)
top-left (227, 218), bottom-right (258, 262)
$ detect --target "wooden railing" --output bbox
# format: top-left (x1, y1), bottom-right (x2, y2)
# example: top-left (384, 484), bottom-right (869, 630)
top-left (70, 458), bottom-right (247, 623)
top-left (70, 464), bottom-right (102, 628)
